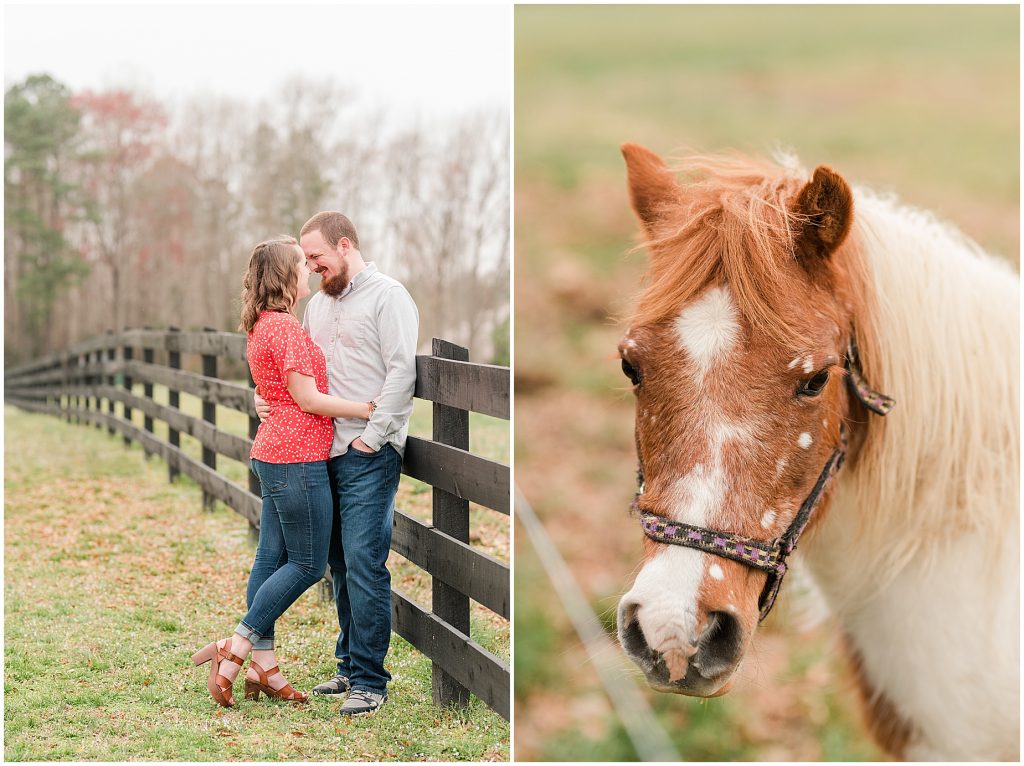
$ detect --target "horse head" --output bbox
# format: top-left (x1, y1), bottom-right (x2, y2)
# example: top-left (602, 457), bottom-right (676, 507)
top-left (615, 143), bottom-right (887, 696)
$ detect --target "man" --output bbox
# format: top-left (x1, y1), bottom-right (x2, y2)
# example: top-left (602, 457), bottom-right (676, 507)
top-left (255, 211), bottom-right (418, 715)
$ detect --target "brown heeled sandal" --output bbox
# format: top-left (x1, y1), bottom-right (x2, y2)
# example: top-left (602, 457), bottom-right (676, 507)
top-left (191, 638), bottom-right (246, 708)
top-left (244, 659), bottom-right (308, 703)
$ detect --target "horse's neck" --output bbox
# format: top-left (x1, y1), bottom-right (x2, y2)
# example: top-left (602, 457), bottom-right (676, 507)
top-left (800, 193), bottom-right (1019, 759)
top-left (828, 191), bottom-right (1018, 577)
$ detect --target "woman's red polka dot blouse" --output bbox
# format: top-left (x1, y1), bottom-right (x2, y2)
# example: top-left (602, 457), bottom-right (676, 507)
top-left (247, 311), bottom-right (332, 463)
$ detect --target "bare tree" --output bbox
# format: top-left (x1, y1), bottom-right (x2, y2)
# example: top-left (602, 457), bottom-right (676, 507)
top-left (71, 89), bottom-right (167, 335)
top-left (374, 110), bottom-right (509, 358)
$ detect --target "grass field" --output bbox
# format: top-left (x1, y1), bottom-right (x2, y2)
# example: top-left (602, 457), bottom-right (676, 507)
top-left (4, 404), bottom-right (509, 761)
top-left (514, 4), bottom-right (1017, 761)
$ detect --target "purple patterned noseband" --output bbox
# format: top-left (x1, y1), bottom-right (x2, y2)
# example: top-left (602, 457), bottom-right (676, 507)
top-left (632, 346), bottom-right (894, 622)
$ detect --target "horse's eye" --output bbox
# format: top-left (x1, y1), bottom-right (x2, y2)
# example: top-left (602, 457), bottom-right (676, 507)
top-left (621, 358), bottom-right (641, 386)
top-left (798, 369), bottom-right (830, 397)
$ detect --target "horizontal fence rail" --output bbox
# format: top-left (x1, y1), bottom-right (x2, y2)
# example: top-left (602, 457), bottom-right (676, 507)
top-left (5, 328), bottom-right (510, 719)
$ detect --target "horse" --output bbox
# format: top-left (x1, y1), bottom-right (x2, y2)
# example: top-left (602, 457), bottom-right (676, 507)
top-left (614, 143), bottom-right (1018, 761)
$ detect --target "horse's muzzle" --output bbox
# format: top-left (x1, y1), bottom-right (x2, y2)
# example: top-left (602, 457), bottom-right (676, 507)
top-left (617, 600), bottom-right (744, 696)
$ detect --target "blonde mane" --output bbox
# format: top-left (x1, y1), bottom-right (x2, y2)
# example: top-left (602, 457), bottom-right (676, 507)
top-left (829, 189), bottom-right (1019, 595)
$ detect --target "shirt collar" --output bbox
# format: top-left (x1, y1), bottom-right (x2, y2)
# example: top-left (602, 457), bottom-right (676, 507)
top-left (351, 262), bottom-right (377, 289)
top-left (337, 262), bottom-right (377, 299)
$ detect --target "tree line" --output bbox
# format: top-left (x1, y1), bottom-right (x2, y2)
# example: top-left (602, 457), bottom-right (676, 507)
top-left (4, 74), bottom-right (510, 367)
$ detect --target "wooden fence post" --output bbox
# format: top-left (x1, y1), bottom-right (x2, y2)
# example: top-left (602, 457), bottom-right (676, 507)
top-left (201, 327), bottom-right (217, 510)
top-left (62, 351), bottom-right (71, 423)
top-left (167, 327), bottom-right (181, 482)
top-left (105, 331), bottom-right (116, 436)
top-left (81, 348), bottom-right (89, 425)
top-left (91, 347), bottom-right (101, 430)
top-left (84, 348), bottom-right (92, 425)
top-left (70, 350), bottom-right (78, 423)
top-left (123, 341), bottom-right (134, 447)
top-left (70, 352), bottom-right (77, 424)
top-left (430, 338), bottom-right (472, 709)
top-left (78, 350), bottom-right (86, 426)
top-left (246, 360), bottom-right (261, 539)
top-left (77, 349), bottom-right (85, 425)
top-left (142, 329), bottom-right (155, 458)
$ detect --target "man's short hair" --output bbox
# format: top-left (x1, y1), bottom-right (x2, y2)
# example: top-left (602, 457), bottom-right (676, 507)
top-left (300, 211), bottom-right (360, 249)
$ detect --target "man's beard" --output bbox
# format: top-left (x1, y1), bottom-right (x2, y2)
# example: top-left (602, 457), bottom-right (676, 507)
top-left (318, 263), bottom-right (350, 297)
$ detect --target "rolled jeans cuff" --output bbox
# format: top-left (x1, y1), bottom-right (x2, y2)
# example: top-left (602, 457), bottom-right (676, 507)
top-left (235, 621), bottom-right (273, 651)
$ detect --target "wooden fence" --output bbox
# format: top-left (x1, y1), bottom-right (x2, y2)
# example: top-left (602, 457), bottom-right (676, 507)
top-left (4, 328), bottom-right (510, 720)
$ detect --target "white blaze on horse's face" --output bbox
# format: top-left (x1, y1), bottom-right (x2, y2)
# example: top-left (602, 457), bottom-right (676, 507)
top-left (673, 285), bottom-right (741, 384)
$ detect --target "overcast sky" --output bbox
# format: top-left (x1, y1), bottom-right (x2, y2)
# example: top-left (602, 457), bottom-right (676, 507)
top-left (4, 2), bottom-right (510, 117)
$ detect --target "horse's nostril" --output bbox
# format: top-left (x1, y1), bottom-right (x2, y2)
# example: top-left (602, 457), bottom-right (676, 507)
top-left (617, 602), bottom-right (652, 661)
top-left (694, 610), bottom-right (744, 678)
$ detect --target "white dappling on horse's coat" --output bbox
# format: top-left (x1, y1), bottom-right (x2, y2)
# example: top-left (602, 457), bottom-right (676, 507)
top-left (802, 189), bottom-right (1019, 760)
top-left (786, 354), bottom-right (815, 372)
top-left (759, 510), bottom-right (776, 529)
top-left (673, 284), bottom-right (741, 382)
top-left (708, 563), bottom-right (724, 581)
top-left (797, 432), bottom-right (812, 449)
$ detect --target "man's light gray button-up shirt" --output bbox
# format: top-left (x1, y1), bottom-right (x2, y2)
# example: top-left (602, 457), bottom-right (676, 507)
top-left (302, 263), bottom-right (419, 457)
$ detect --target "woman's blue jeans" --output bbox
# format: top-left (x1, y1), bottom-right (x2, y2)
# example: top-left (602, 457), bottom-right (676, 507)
top-left (236, 459), bottom-right (331, 650)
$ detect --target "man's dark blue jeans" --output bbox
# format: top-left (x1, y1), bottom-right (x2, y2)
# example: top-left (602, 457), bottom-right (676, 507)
top-left (327, 442), bottom-right (402, 694)
top-left (239, 459), bottom-right (332, 649)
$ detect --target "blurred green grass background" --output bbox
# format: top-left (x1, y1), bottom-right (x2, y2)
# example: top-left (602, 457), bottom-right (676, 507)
top-left (514, 4), bottom-right (1017, 761)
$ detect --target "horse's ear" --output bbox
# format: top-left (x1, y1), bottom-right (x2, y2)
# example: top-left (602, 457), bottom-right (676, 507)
top-left (622, 143), bottom-right (680, 235)
top-left (793, 166), bottom-right (853, 262)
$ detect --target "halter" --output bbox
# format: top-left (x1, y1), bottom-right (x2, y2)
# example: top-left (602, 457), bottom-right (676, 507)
top-left (632, 346), bottom-right (894, 622)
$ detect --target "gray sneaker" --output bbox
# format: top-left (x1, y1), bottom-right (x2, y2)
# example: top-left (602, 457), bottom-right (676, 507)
top-left (311, 673), bottom-right (351, 696)
top-left (339, 688), bottom-right (387, 716)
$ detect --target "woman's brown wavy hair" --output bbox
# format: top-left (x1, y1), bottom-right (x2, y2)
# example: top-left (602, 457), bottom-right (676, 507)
top-left (239, 236), bottom-right (302, 333)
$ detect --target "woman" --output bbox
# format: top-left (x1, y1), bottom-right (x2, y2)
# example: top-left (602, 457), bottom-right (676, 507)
top-left (191, 235), bottom-right (375, 707)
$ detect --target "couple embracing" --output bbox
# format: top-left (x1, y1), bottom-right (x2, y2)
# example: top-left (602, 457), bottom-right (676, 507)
top-left (191, 211), bottom-right (418, 716)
